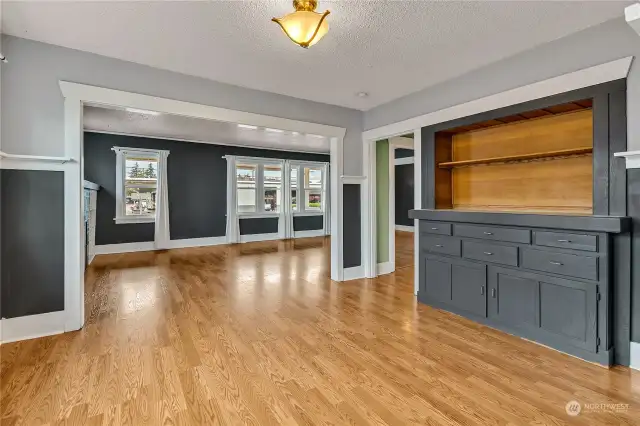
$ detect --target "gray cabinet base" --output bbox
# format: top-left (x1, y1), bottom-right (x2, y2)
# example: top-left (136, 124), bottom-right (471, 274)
top-left (417, 291), bottom-right (613, 366)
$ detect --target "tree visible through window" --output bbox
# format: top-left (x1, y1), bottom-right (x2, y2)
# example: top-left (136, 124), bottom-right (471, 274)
top-left (125, 156), bottom-right (158, 216)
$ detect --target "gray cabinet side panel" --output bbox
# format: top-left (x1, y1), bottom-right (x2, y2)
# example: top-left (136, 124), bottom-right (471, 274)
top-left (343, 184), bottom-right (362, 268)
top-left (1, 170), bottom-right (65, 318)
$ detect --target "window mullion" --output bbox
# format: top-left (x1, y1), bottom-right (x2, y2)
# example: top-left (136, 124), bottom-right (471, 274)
top-left (257, 163), bottom-right (265, 213)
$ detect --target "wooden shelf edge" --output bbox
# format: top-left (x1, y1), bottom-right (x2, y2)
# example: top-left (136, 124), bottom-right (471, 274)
top-left (438, 147), bottom-right (592, 169)
top-left (0, 151), bottom-right (75, 164)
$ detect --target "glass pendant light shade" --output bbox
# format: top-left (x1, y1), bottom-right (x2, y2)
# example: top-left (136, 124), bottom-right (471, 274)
top-left (272, 1), bottom-right (330, 48)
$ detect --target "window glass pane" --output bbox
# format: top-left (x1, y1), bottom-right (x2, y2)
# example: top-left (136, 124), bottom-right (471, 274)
top-left (126, 187), bottom-right (157, 216)
top-left (304, 167), bottom-right (322, 189)
top-left (290, 168), bottom-right (298, 210)
top-left (264, 165), bottom-right (282, 212)
top-left (291, 190), bottom-right (297, 210)
top-left (305, 190), bottom-right (322, 210)
top-left (125, 156), bottom-right (158, 186)
top-left (237, 164), bottom-right (257, 212)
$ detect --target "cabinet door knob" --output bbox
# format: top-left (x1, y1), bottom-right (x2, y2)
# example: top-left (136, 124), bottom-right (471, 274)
top-left (484, 232), bottom-right (493, 235)
top-left (480, 286), bottom-right (485, 295)
top-left (491, 288), bottom-right (496, 298)
top-left (484, 252), bottom-right (493, 256)
top-left (435, 244), bottom-right (443, 248)
top-left (549, 261), bottom-right (563, 266)
top-left (557, 239), bottom-right (571, 243)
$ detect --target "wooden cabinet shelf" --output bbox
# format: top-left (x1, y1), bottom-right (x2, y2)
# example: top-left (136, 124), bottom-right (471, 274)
top-left (438, 147), bottom-right (593, 169)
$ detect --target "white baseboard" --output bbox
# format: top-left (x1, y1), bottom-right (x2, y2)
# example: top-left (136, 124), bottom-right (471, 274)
top-left (377, 261), bottom-right (395, 275)
top-left (240, 233), bottom-right (281, 243)
top-left (343, 265), bottom-right (365, 281)
top-left (0, 311), bottom-right (67, 344)
top-left (631, 342), bottom-right (640, 371)
top-left (94, 241), bottom-right (155, 255)
top-left (294, 229), bottom-right (325, 239)
top-left (395, 225), bottom-right (414, 232)
top-left (166, 236), bottom-right (227, 249)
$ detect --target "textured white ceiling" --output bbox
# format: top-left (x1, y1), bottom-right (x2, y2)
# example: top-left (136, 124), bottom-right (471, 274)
top-left (2, 1), bottom-right (631, 110)
top-left (83, 105), bottom-right (331, 154)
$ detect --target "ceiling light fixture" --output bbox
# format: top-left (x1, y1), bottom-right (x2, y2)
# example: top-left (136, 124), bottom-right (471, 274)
top-left (272, 0), bottom-right (330, 48)
top-left (238, 124), bottom-right (258, 129)
top-left (357, 92), bottom-right (369, 98)
top-left (126, 108), bottom-right (161, 116)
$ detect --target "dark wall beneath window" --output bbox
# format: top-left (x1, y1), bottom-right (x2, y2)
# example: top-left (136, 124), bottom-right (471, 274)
top-left (1, 170), bottom-right (65, 319)
top-left (293, 215), bottom-right (323, 231)
top-left (84, 132), bottom-right (329, 245)
top-left (239, 218), bottom-right (279, 235)
top-left (629, 169), bottom-right (640, 343)
top-left (343, 184), bottom-right (361, 268)
top-left (395, 163), bottom-right (414, 226)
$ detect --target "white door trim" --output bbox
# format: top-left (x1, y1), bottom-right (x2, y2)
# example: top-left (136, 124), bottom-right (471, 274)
top-left (361, 57), bottom-right (633, 287)
top-left (59, 81), bottom-right (347, 335)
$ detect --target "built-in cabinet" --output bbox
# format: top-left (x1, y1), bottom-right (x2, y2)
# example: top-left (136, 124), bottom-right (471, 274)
top-left (412, 79), bottom-right (631, 366)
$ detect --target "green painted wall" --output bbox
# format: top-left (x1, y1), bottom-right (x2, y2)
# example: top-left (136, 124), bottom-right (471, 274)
top-left (376, 140), bottom-right (389, 263)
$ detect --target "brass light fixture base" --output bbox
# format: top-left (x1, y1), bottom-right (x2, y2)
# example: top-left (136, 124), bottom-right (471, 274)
top-left (272, 0), bottom-right (330, 48)
top-left (293, 0), bottom-right (318, 12)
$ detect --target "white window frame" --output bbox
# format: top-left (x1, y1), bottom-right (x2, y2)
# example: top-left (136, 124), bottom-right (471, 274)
top-left (112, 146), bottom-right (167, 224)
top-left (235, 156), bottom-right (284, 218)
top-left (289, 160), bottom-right (327, 216)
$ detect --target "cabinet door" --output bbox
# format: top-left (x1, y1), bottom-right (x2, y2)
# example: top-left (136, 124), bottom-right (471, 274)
top-left (421, 254), bottom-right (452, 304)
top-left (451, 261), bottom-right (487, 317)
top-left (488, 268), bottom-right (539, 332)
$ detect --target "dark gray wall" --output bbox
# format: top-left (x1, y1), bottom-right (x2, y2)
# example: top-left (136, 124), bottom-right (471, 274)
top-left (293, 215), bottom-right (324, 231)
top-left (395, 149), bottom-right (414, 159)
top-left (84, 132), bottom-right (329, 245)
top-left (239, 218), bottom-right (279, 235)
top-left (1, 170), bottom-right (65, 319)
top-left (343, 184), bottom-right (361, 269)
top-left (395, 163), bottom-right (414, 227)
top-left (629, 169), bottom-right (640, 343)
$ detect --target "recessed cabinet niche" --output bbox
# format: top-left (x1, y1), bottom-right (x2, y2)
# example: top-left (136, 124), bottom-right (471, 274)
top-left (434, 100), bottom-right (594, 214)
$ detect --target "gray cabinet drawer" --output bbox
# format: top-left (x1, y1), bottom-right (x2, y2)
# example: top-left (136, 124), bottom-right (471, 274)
top-left (454, 224), bottom-right (530, 244)
top-left (422, 235), bottom-right (461, 257)
top-left (533, 231), bottom-right (597, 252)
top-left (521, 248), bottom-right (598, 281)
top-left (462, 241), bottom-right (518, 267)
top-left (421, 221), bottom-right (452, 236)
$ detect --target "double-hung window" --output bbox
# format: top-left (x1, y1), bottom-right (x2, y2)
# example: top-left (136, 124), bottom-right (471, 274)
top-left (289, 162), bottom-right (325, 214)
top-left (113, 147), bottom-right (163, 224)
top-left (235, 159), bottom-right (283, 216)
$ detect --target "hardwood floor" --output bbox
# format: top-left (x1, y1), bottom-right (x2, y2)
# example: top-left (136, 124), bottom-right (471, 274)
top-left (395, 230), bottom-right (414, 270)
top-left (2, 236), bottom-right (639, 425)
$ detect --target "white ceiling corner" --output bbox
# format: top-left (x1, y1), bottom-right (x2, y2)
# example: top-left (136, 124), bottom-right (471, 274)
top-left (2, 1), bottom-right (632, 110)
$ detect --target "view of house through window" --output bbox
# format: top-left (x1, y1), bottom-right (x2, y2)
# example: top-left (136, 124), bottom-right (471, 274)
top-left (124, 156), bottom-right (158, 216)
top-left (264, 165), bottom-right (282, 212)
top-left (290, 167), bottom-right (298, 211)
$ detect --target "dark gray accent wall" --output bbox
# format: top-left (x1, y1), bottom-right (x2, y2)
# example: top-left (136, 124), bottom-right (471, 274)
top-left (293, 215), bottom-right (323, 231)
top-left (84, 132), bottom-right (329, 244)
top-left (395, 164), bottom-right (414, 226)
top-left (239, 218), bottom-right (279, 235)
top-left (1, 170), bottom-right (65, 319)
top-left (343, 184), bottom-right (361, 269)
top-left (395, 149), bottom-right (414, 159)
top-left (629, 169), bottom-right (640, 344)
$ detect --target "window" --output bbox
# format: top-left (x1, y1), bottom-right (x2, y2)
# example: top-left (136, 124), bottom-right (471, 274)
top-left (113, 147), bottom-right (167, 224)
top-left (237, 164), bottom-right (257, 213)
top-left (290, 167), bottom-right (298, 211)
top-left (235, 160), bottom-right (283, 215)
top-left (304, 167), bottom-right (322, 211)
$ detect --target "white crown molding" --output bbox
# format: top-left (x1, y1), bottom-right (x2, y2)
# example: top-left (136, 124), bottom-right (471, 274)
top-left (614, 151), bottom-right (640, 169)
top-left (362, 56), bottom-right (634, 141)
top-left (626, 3), bottom-right (640, 37)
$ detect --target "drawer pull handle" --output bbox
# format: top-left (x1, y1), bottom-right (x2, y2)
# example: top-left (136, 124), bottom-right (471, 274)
top-left (491, 288), bottom-right (496, 298)
top-left (480, 286), bottom-right (485, 295)
top-left (484, 232), bottom-right (493, 235)
top-left (557, 239), bottom-right (571, 243)
top-left (435, 244), bottom-right (443, 248)
top-left (549, 261), bottom-right (563, 266)
top-left (484, 252), bottom-right (493, 256)
top-left (431, 227), bottom-right (439, 230)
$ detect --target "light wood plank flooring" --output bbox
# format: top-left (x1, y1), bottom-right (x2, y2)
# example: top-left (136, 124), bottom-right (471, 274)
top-left (2, 236), bottom-right (639, 425)
top-left (395, 230), bottom-right (414, 270)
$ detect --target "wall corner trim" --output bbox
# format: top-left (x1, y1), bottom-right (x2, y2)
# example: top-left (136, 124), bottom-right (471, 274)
top-left (0, 311), bottom-right (67, 344)
top-left (614, 151), bottom-right (640, 169)
top-left (342, 265), bottom-right (365, 281)
top-left (631, 342), bottom-right (640, 371)
top-left (626, 3), bottom-right (640, 37)
top-left (376, 261), bottom-right (395, 276)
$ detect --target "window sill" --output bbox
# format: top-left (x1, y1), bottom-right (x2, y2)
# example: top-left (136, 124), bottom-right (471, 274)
top-left (237, 212), bottom-right (280, 219)
top-left (292, 211), bottom-right (324, 216)
top-left (114, 216), bottom-right (156, 225)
